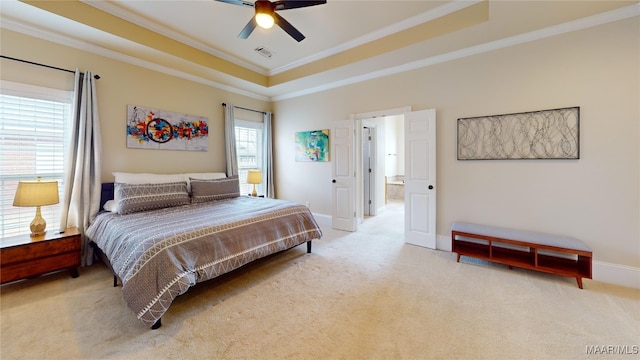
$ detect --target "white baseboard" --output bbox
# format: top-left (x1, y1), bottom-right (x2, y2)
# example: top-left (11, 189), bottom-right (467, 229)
top-left (314, 218), bottom-right (639, 289)
top-left (312, 213), bottom-right (332, 228)
top-left (438, 235), bottom-right (639, 289)
top-left (593, 261), bottom-right (640, 289)
top-left (436, 234), bottom-right (452, 252)
top-left (436, 234), bottom-right (639, 289)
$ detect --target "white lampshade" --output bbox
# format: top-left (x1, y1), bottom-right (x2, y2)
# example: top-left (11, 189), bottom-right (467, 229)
top-left (13, 179), bottom-right (59, 207)
top-left (13, 178), bottom-right (59, 236)
top-left (247, 169), bottom-right (263, 185)
top-left (246, 169), bottom-right (262, 197)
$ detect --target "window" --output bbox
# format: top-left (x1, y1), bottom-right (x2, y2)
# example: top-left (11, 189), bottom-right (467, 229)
top-left (235, 120), bottom-right (263, 196)
top-left (0, 81), bottom-right (72, 238)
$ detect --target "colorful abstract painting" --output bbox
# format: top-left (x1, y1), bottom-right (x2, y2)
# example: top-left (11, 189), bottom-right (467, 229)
top-left (126, 105), bottom-right (208, 151)
top-left (295, 129), bottom-right (329, 162)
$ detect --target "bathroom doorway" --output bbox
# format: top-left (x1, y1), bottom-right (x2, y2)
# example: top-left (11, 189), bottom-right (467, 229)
top-left (361, 114), bottom-right (405, 222)
top-left (338, 106), bottom-right (436, 248)
top-left (362, 126), bottom-right (375, 216)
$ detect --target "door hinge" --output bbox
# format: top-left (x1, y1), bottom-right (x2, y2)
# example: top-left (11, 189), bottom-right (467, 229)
top-left (369, 200), bottom-right (372, 205)
top-left (368, 168), bottom-right (372, 173)
top-left (368, 136), bottom-right (372, 140)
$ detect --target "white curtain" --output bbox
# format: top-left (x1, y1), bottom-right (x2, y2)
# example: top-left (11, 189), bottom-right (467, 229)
top-left (60, 70), bottom-right (102, 266)
top-left (224, 103), bottom-right (238, 177)
top-left (262, 112), bottom-right (275, 198)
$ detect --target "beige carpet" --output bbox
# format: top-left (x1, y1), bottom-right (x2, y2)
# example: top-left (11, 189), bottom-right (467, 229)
top-left (1, 201), bottom-right (639, 359)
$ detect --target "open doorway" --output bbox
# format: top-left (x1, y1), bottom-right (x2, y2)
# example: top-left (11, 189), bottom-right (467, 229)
top-left (361, 115), bottom-right (405, 225)
top-left (334, 107), bottom-right (436, 248)
top-left (362, 125), bottom-right (375, 216)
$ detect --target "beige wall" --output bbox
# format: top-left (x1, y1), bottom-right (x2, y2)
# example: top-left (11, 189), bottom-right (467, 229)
top-left (273, 17), bottom-right (639, 267)
top-left (1, 16), bottom-right (638, 269)
top-left (0, 30), bottom-right (270, 182)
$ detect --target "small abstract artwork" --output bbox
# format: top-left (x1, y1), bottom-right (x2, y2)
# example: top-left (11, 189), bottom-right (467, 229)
top-left (457, 107), bottom-right (579, 160)
top-left (295, 129), bottom-right (329, 162)
top-left (126, 104), bottom-right (208, 151)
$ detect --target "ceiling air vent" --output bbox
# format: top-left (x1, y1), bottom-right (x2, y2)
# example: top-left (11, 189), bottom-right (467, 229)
top-left (254, 46), bottom-right (274, 59)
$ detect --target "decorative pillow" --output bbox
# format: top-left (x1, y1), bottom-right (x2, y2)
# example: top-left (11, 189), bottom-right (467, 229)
top-left (190, 176), bottom-right (240, 203)
top-left (112, 172), bottom-right (227, 196)
top-left (112, 172), bottom-right (185, 202)
top-left (183, 172), bottom-right (227, 192)
top-left (115, 182), bottom-right (190, 215)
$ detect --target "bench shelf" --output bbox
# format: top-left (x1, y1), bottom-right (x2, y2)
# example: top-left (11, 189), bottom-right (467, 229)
top-left (452, 229), bottom-right (592, 289)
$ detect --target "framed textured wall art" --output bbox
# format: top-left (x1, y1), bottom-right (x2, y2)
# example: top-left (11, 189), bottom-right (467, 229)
top-left (126, 104), bottom-right (209, 151)
top-left (295, 129), bottom-right (330, 162)
top-left (457, 106), bottom-right (580, 160)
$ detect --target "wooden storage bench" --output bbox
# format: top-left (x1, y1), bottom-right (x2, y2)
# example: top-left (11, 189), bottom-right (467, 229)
top-left (451, 222), bottom-right (592, 289)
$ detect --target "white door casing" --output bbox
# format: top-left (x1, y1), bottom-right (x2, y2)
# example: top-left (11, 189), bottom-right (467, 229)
top-left (331, 120), bottom-right (356, 231)
top-left (404, 109), bottom-right (436, 249)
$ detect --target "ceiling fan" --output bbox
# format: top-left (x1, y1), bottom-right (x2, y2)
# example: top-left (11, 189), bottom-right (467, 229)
top-left (215, 0), bottom-right (327, 42)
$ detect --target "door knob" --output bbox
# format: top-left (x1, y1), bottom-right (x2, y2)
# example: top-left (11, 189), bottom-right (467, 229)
top-left (332, 179), bottom-right (336, 183)
top-left (428, 185), bottom-right (434, 190)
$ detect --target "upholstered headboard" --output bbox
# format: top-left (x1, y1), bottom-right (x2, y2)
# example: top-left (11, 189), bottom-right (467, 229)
top-left (100, 182), bottom-right (115, 211)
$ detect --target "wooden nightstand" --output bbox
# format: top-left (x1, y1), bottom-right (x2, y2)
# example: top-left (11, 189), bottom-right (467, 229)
top-left (0, 227), bottom-right (81, 284)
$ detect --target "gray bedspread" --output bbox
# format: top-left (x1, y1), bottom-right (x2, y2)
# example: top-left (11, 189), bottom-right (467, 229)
top-left (85, 196), bottom-right (322, 327)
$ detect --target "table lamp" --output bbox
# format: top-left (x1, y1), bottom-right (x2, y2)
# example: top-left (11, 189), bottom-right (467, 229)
top-left (13, 178), bottom-right (60, 236)
top-left (246, 169), bottom-right (262, 197)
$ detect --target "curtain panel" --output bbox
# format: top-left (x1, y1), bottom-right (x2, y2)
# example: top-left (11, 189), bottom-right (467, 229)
top-left (263, 112), bottom-right (275, 198)
top-left (224, 104), bottom-right (238, 177)
top-left (60, 70), bottom-right (102, 266)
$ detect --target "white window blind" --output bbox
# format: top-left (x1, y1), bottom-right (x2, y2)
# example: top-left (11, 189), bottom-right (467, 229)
top-left (235, 120), bottom-right (263, 196)
top-left (0, 81), bottom-right (72, 238)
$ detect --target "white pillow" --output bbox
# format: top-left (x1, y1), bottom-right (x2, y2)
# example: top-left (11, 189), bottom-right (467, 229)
top-left (184, 172), bottom-right (227, 181)
top-left (112, 172), bottom-right (185, 184)
top-left (103, 199), bottom-right (116, 212)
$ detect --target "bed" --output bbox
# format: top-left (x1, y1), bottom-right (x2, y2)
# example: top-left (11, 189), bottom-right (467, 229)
top-left (85, 172), bottom-right (322, 329)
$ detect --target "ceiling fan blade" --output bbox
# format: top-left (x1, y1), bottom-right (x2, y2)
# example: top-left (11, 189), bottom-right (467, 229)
top-left (238, 17), bottom-right (257, 39)
top-left (273, 12), bottom-right (305, 42)
top-left (215, 0), bottom-right (254, 7)
top-left (273, 0), bottom-right (326, 11)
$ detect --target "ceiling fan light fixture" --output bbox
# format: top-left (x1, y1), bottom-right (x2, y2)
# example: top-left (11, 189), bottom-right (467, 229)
top-left (217, 0), bottom-right (326, 42)
top-left (255, 1), bottom-right (275, 29)
top-left (255, 12), bottom-right (274, 29)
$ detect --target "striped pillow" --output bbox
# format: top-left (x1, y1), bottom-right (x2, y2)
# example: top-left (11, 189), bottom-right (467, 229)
top-left (190, 176), bottom-right (240, 203)
top-left (115, 182), bottom-right (190, 215)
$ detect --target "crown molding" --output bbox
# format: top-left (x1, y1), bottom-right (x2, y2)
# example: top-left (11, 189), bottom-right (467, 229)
top-left (3, 3), bottom-right (637, 103)
top-left (268, 0), bottom-right (484, 76)
top-left (81, 0), bottom-right (269, 76)
top-left (271, 3), bottom-right (640, 101)
top-left (0, 16), bottom-right (270, 101)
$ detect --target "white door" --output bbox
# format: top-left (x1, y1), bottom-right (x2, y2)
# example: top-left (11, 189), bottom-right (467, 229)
top-left (404, 109), bottom-right (436, 248)
top-left (331, 120), bottom-right (356, 231)
top-left (362, 126), bottom-right (374, 216)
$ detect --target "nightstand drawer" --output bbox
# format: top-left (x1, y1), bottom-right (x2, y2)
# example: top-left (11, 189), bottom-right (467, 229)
top-left (0, 252), bottom-right (79, 283)
top-left (0, 227), bottom-right (81, 284)
top-left (1, 236), bottom-right (80, 265)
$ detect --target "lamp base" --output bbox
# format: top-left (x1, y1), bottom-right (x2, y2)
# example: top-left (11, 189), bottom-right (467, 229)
top-left (29, 206), bottom-right (47, 237)
top-left (251, 184), bottom-right (257, 197)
